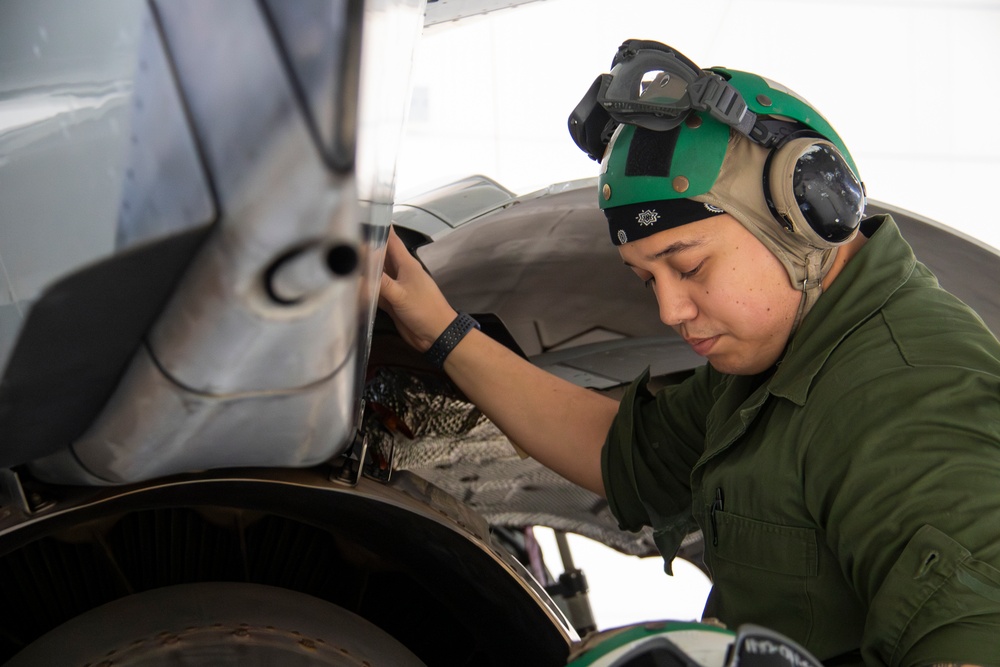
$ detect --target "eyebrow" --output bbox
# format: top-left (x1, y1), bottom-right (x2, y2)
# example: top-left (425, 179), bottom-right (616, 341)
top-left (622, 238), bottom-right (706, 267)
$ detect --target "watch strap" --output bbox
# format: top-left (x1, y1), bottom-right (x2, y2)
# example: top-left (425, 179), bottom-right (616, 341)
top-left (424, 312), bottom-right (480, 369)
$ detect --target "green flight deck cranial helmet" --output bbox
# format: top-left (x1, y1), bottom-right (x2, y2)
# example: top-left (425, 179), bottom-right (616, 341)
top-left (568, 39), bottom-right (867, 328)
top-left (564, 620), bottom-right (825, 667)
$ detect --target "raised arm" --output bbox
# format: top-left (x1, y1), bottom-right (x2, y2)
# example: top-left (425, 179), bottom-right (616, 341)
top-left (378, 228), bottom-right (618, 496)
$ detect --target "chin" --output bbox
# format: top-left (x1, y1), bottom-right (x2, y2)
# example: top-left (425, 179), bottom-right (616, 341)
top-left (707, 355), bottom-right (774, 376)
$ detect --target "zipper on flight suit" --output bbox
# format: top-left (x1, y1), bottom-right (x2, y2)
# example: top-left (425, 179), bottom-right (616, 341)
top-left (710, 487), bottom-right (724, 546)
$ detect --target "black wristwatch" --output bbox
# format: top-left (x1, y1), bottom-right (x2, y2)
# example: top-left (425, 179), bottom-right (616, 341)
top-left (424, 312), bottom-right (480, 369)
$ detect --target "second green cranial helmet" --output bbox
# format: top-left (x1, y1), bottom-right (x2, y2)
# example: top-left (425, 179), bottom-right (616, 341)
top-left (568, 39), bottom-right (867, 329)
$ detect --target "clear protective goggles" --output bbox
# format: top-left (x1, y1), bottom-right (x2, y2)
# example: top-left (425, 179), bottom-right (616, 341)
top-left (569, 40), bottom-right (761, 161)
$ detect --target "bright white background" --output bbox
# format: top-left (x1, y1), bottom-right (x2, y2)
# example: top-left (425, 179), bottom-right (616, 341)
top-left (395, 0), bottom-right (1000, 631)
top-left (399, 0), bottom-right (1000, 251)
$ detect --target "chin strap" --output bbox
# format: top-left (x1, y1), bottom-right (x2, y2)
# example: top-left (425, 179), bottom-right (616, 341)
top-left (791, 248), bottom-right (833, 334)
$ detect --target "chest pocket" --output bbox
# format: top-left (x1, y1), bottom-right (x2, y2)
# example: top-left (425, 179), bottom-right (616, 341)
top-left (713, 510), bottom-right (818, 577)
top-left (705, 510), bottom-right (820, 643)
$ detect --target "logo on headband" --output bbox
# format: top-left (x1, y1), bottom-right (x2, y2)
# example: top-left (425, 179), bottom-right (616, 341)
top-left (636, 209), bottom-right (660, 226)
top-left (704, 203), bottom-right (724, 214)
top-left (617, 229), bottom-right (628, 244)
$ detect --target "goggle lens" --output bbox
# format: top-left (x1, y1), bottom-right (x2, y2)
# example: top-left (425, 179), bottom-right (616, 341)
top-left (597, 50), bottom-right (701, 132)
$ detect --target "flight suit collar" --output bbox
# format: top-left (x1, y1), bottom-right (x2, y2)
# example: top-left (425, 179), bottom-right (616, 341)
top-left (769, 215), bottom-right (917, 406)
top-left (695, 216), bottom-right (915, 471)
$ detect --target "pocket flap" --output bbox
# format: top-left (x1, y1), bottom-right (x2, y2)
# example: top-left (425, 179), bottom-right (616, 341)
top-left (713, 510), bottom-right (818, 577)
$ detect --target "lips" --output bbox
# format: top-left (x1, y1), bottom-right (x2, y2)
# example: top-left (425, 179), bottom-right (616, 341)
top-left (686, 335), bottom-right (719, 356)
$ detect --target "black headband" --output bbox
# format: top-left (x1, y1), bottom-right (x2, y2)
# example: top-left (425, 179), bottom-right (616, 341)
top-left (604, 198), bottom-right (725, 246)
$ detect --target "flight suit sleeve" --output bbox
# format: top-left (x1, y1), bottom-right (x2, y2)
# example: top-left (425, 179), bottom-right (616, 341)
top-left (601, 364), bottom-right (718, 572)
top-left (864, 524), bottom-right (1000, 664)
top-left (803, 359), bottom-right (1000, 666)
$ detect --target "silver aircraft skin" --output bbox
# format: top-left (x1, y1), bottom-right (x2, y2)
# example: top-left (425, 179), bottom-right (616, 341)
top-left (0, 1), bottom-right (574, 664)
top-left (1, 0), bottom-right (999, 665)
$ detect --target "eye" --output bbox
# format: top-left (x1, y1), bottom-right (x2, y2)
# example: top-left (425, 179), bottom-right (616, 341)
top-left (680, 261), bottom-right (704, 279)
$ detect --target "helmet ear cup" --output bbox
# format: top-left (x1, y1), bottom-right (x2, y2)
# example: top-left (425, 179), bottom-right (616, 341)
top-left (764, 137), bottom-right (866, 248)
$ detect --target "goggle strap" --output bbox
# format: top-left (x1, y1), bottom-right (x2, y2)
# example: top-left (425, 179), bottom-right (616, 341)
top-left (688, 75), bottom-right (756, 137)
top-left (749, 118), bottom-right (812, 149)
top-left (688, 76), bottom-right (815, 150)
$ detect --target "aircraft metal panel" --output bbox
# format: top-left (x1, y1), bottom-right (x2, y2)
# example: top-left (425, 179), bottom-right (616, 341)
top-left (0, 0), bottom-right (142, 369)
top-left (30, 348), bottom-right (356, 485)
top-left (19, 0), bottom-right (391, 482)
top-left (114, 6), bottom-right (216, 250)
top-left (145, 0), bottom-right (360, 392)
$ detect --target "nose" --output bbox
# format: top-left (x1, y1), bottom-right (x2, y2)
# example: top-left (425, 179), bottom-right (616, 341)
top-left (653, 281), bottom-right (697, 327)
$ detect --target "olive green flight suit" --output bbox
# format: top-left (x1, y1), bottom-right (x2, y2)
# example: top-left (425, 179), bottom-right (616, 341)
top-left (602, 216), bottom-right (1000, 665)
